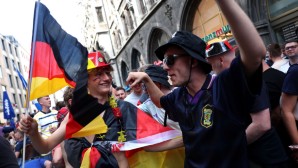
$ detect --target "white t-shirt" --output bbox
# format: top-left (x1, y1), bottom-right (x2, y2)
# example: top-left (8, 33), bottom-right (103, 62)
top-left (124, 92), bottom-right (142, 106)
top-left (271, 59), bottom-right (290, 73)
top-left (33, 110), bottom-right (58, 139)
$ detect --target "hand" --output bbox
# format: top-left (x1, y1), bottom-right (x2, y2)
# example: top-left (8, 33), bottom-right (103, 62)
top-left (49, 126), bottom-right (57, 134)
top-left (126, 72), bottom-right (148, 88)
top-left (18, 115), bottom-right (38, 136)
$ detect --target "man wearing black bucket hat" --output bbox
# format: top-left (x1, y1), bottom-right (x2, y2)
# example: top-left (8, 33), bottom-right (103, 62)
top-left (127, 0), bottom-right (268, 167)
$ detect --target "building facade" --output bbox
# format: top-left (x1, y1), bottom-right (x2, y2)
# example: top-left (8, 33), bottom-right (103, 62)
top-left (83, 0), bottom-right (298, 86)
top-left (0, 35), bottom-right (29, 123)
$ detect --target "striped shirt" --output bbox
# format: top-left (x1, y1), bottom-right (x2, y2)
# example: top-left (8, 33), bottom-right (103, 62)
top-left (33, 110), bottom-right (58, 139)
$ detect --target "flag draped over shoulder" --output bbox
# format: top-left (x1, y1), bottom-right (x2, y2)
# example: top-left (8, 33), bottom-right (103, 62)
top-left (30, 2), bottom-right (88, 100)
top-left (101, 100), bottom-right (182, 151)
top-left (66, 81), bottom-right (108, 138)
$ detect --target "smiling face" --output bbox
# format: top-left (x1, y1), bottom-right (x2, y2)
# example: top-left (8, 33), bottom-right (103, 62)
top-left (162, 46), bottom-right (191, 87)
top-left (285, 41), bottom-right (298, 57)
top-left (88, 67), bottom-right (113, 97)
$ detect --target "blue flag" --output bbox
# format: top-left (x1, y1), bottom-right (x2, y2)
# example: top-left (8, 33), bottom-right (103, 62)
top-left (3, 91), bottom-right (15, 119)
top-left (13, 64), bottom-right (28, 89)
top-left (13, 64), bottom-right (42, 111)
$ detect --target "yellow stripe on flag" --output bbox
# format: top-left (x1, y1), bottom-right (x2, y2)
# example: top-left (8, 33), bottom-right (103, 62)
top-left (128, 148), bottom-right (185, 168)
top-left (71, 115), bottom-right (108, 138)
top-left (30, 77), bottom-right (69, 100)
top-left (81, 147), bottom-right (91, 168)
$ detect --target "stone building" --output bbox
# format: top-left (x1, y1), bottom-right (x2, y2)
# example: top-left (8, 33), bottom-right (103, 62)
top-left (0, 35), bottom-right (28, 122)
top-left (83, 0), bottom-right (298, 86)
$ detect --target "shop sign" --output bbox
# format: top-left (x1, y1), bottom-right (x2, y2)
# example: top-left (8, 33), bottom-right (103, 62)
top-left (282, 21), bottom-right (298, 41)
top-left (203, 25), bottom-right (231, 42)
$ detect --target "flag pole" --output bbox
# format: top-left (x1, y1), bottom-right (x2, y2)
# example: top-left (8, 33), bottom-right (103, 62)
top-left (22, 1), bottom-right (41, 167)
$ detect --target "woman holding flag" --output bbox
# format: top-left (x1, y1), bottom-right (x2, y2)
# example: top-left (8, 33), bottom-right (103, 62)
top-left (19, 51), bottom-right (182, 168)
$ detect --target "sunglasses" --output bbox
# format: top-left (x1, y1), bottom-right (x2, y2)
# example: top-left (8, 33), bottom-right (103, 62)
top-left (163, 54), bottom-right (188, 67)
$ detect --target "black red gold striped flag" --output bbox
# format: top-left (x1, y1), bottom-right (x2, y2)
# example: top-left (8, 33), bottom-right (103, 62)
top-left (30, 2), bottom-right (88, 100)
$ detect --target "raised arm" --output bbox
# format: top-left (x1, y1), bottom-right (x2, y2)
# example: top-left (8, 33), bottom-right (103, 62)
top-left (126, 72), bottom-right (164, 108)
top-left (216, 0), bottom-right (266, 76)
top-left (19, 114), bottom-right (67, 154)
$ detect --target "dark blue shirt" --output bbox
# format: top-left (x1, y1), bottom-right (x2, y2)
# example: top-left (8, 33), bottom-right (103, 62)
top-left (282, 64), bottom-right (298, 95)
top-left (161, 57), bottom-right (267, 168)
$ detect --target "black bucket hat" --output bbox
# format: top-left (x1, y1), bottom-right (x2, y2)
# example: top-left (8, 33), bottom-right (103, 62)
top-left (145, 65), bottom-right (171, 88)
top-left (155, 31), bottom-right (211, 73)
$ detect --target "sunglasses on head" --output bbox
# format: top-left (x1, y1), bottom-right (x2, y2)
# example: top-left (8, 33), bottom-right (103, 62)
top-left (163, 54), bottom-right (188, 67)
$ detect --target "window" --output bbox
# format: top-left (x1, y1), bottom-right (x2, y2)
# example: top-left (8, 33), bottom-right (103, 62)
top-left (268, 0), bottom-right (298, 19)
top-left (12, 60), bottom-right (15, 68)
top-left (12, 93), bottom-right (16, 104)
top-left (121, 61), bottom-right (129, 85)
top-left (5, 57), bottom-right (10, 68)
top-left (0, 66), bottom-right (3, 78)
top-left (18, 62), bottom-right (21, 71)
top-left (1, 39), bottom-right (5, 51)
top-left (121, 14), bottom-right (129, 36)
top-left (8, 43), bottom-right (13, 54)
top-left (139, 0), bottom-right (147, 14)
top-left (15, 76), bottom-right (20, 88)
top-left (15, 47), bottom-right (19, 57)
top-left (19, 94), bottom-right (23, 107)
top-left (96, 7), bottom-right (104, 23)
top-left (9, 75), bottom-right (14, 87)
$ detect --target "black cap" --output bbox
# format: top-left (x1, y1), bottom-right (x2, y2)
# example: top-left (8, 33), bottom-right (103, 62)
top-left (145, 65), bottom-right (171, 88)
top-left (155, 31), bottom-right (211, 73)
top-left (206, 40), bottom-right (235, 58)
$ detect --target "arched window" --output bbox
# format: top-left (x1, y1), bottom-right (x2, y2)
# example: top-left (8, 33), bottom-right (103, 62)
top-left (121, 61), bottom-right (129, 84)
top-left (131, 49), bottom-right (145, 70)
top-left (148, 28), bottom-right (171, 63)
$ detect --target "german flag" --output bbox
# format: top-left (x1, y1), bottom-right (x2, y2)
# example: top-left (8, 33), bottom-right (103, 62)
top-left (29, 2), bottom-right (88, 100)
top-left (94, 100), bottom-right (182, 151)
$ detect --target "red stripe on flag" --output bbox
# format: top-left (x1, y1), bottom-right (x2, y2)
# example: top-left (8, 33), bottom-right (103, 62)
top-left (65, 113), bottom-right (84, 138)
top-left (90, 147), bottom-right (101, 168)
top-left (136, 109), bottom-right (172, 139)
top-left (33, 41), bottom-right (76, 86)
top-left (33, 42), bottom-right (64, 79)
